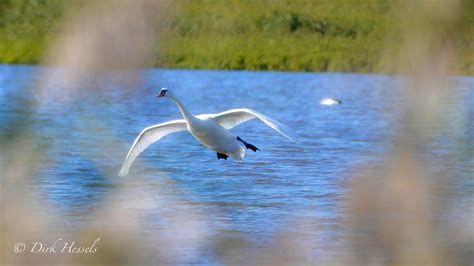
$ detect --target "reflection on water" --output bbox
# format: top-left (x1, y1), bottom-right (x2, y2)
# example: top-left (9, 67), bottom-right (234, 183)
top-left (1, 64), bottom-right (472, 263)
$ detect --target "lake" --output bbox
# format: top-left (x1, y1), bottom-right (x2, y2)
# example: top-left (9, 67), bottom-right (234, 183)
top-left (1, 64), bottom-right (472, 264)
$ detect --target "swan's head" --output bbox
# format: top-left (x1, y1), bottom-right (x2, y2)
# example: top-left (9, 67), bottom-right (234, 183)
top-left (156, 88), bottom-right (170, 98)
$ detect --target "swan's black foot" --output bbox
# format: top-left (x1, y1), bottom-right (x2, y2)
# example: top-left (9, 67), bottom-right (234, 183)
top-left (244, 143), bottom-right (260, 152)
top-left (217, 153), bottom-right (228, 160)
top-left (237, 136), bottom-right (260, 152)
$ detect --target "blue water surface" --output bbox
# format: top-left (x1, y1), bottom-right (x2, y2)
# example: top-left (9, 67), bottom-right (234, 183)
top-left (1, 64), bottom-right (472, 264)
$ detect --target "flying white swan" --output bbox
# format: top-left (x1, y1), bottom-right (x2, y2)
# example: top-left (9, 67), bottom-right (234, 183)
top-left (118, 88), bottom-right (298, 176)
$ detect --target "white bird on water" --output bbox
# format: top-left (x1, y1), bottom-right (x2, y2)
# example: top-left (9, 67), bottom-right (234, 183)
top-left (320, 98), bottom-right (341, 106)
top-left (119, 88), bottom-right (298, 176)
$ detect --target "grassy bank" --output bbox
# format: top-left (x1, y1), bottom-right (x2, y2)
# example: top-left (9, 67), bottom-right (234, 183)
top-left (0, 0), bottom-right (62, 63)
top-left (1, 0), bottom-right (473, 74)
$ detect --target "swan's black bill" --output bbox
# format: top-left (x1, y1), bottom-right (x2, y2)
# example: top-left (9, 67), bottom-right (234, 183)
top-left (156, 88), bottom-right (168, 97)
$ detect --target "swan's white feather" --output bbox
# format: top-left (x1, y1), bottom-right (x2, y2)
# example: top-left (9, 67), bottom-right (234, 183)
top-left (118, 119), bottom-right (187, 176)
top-left (199, 108), bottom-right (299, 143)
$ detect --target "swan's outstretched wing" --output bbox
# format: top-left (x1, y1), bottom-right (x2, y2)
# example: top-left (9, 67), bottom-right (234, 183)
top-left (204, 108), bottom-right (299, 142)
top-left (119, 120), bottom-right (187, 177)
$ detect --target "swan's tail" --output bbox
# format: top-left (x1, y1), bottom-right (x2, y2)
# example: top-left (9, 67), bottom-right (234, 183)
top-left (232, 147), bottom-right (245, 161)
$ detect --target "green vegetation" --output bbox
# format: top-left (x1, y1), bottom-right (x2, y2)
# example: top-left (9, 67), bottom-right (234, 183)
top-left (1, 0), bottom-right (473, 73)
top-left (157, 0), bottom-right (392, 72)
top-left (0, 0), bottom-right (64, 63)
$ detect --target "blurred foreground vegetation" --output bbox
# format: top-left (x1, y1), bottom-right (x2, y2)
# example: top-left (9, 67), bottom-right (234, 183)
top-left (0, 0), bottom-right (473, 73)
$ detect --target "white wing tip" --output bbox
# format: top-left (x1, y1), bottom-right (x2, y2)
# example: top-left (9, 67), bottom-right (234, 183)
top-left (283, 132), bottom-right (300, 144)
top-left (290, 136), bottom-right (301, 144)
top-left (243, 108), bottom-right (300, 144)
top-left (118, 165), bottom-right (129, 177)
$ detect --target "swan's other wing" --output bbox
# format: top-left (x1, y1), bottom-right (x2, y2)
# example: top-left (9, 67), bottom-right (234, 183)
top-left (119, 120), bottom-right (187, 177)
top-left (206, 108), bottom-right (299, 142)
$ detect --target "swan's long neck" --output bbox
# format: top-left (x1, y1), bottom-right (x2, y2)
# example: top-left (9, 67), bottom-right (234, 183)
top-left (169, 96), bottom-right (194, 122)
